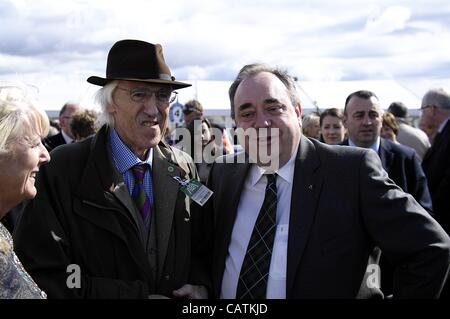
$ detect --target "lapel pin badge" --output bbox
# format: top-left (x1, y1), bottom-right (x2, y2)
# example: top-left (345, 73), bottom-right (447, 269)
top-left (168, 166), bottom-right (174, 173)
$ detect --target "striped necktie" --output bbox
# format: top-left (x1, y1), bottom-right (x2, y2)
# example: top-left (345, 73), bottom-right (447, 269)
top-left (131, 164), bottom-right (151, 224)
top-left (236, 173), bottom-right (278, 299)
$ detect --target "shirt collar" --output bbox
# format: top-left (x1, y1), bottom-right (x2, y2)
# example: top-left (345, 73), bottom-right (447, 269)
top-left (349, 136), bottom-right (380, 153)
top-left (61, 129), bottom-right (73, 144)
top-left (438, 116), bottom-right (450, 133)
top-left (109, 128), bottom-right (153, 174)
top-left (249, 142), bottom-right (298, 187)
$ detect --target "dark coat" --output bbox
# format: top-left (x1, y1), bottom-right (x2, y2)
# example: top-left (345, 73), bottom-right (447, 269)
top-left (422, 119), bottom-right (450, 298)
top-left (342, 138), bottom-right (432, 213)
top-left (422, 120), bottom-right (450, 234)
top-left (205, 137), bottom-right (450, 298)
top-left (14, 125), bottom-right (208, 298)
top-left (43, 132), bottom-right (66, 152)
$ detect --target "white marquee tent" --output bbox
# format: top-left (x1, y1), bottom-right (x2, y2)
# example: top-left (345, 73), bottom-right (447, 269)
top-left (173, 80), bottom-right (424, 118)
top-left (44, 79), bottom-right (446, 119)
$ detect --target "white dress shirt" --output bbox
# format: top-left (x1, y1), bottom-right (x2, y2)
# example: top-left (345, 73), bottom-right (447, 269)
top-left (61, 129), bottom-right (74, 144)
top-left (220, 144), bottom-right (298, 299)
top-left (349, 136), bottom-right (381, 153)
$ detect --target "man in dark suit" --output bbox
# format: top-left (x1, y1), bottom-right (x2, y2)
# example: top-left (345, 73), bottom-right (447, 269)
top-left (341, 90), bottom-right (433, 296)
top-left (342, 90), bottom-right (432, 214)
top-left (14, 40), bottom-right (208, 298)
top-left (203, 64), bottom-right (450, 299)
top-left (43, 102), bottom-right (81, 151)
top-left (421, 87), bottom-right (450, 235)
top-left (421, 88), bottom-right (450, 299)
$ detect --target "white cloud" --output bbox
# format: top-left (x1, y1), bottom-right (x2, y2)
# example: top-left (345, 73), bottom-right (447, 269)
top-left (0, 0), bottom-right (449, 110)
top-left (365, 6), bottom-right (412, 35)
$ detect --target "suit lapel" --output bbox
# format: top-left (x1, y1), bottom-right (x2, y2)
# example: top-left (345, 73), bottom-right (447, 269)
top-left (91, 127), bottom-right (141, 231)
top-left (423, 120), bottom-right (449, 164)
top-left (152, 145), bottom-right (184, 279)
top-left (110, 182), bottom-right (143, 236)
top-left (378, 139), bottom-right (393, 172)
top-left (213, 159), bottom-right (251, 294)
top-left (75, 126), bottom-right (152, 280)
top-left (287, 137), bottom-right (323, 298)
top-left (76, 126), bottom-right (136, 236)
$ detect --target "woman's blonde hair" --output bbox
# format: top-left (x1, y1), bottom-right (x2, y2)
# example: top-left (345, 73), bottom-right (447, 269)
top-left (0, 85), bottom-right (49, 154)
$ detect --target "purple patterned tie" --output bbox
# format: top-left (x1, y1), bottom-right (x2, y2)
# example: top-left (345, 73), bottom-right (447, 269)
top-left (131, 164), bottom-right (151, 223)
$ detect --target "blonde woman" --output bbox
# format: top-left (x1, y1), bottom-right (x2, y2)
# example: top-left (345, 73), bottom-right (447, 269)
top-left (0, 85), bottom-right (50, 299)
top-left (302, 112), bottom-right (321, 139)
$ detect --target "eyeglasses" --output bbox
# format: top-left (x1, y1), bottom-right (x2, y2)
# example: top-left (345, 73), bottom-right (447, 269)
top-left (116, 86), bottom-right (177, 104)
top-left (420, 104), bottom-right (434, 111)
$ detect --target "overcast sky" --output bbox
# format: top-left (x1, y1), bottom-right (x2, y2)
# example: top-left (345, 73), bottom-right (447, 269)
top-left (1, 0), bottom-right (450, 111)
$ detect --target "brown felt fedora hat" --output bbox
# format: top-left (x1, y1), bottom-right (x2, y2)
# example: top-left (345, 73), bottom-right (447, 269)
top-left (87, 39), bottom-right (191, 89)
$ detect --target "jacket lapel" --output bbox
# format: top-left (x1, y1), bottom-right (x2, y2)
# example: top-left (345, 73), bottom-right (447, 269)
top-left (287, 137), bottom-right (323, 298)
top-left (75, 126), bottom-right (135, 238)
top-left (213, 159), bottom-right (251, 295)
top-left (74, 126), bottom-right (152, 279)
top-left (152, 145), bottom-right (184, 279)
top-left (423, 120), bottom-right (449, 163)
top-left (378, 139), bottom-right (393, 172)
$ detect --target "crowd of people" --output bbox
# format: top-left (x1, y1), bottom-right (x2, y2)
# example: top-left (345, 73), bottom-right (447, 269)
top-left (1, 39), bottom-right (449, 300)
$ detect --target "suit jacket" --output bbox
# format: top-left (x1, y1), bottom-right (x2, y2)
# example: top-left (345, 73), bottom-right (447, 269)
top-left (43, 132), bottom-right (66, 152)
top-left (205, 137), bottom-right (450, 298)
top-left (342, 138), bottom-right (432, 214)
top-left (13, 125), bottom-right (208, 298)
top-left (422, 119), bottom-right (450, 234)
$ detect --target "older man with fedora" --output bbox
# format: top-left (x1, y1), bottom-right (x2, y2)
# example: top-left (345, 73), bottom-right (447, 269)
top-left (13, 39), bottom-right (209, 299)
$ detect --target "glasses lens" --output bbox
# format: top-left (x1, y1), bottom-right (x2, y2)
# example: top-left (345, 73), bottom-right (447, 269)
top-left (156, 90), bottom-right (171, 103)
top-left (130, 89), bottom-right (147, 102)
top-left (125, 87), bottom-right (177, 104)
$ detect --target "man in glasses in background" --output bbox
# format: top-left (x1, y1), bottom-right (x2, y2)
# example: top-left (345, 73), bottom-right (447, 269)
top-left (421, 88), bottom-right (450, 233)
top-left (14, 40), bottom-right (209, 299)
top-left (421, 87), bottom-right (450, 299)
top-left (43, 102), bottom-right (82, 151)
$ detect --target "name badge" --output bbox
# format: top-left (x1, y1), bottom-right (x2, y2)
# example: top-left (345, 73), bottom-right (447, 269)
top-left (173, 176), bottom-right (213, 206)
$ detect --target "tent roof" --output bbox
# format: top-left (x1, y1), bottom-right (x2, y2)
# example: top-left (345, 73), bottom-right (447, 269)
top-left (175, 80), bottom-right (423, 117)
top-left (43, 79), bottom-right (427, 118)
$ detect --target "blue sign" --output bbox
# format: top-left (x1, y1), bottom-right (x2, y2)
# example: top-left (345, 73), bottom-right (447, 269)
top-left (169, 102), bottom-right (184, 128)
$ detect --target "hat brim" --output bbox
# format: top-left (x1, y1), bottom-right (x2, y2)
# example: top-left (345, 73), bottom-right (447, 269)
top-left (87, 76), bottom-right (191, 89)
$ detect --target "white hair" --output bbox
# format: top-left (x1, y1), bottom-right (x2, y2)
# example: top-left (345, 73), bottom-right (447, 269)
top-left (0, 85), bottom-right (49, 154)
top-left (422, 87), bottom-right (450, 111)
top-left (95, 80), bottom-right (119, 127)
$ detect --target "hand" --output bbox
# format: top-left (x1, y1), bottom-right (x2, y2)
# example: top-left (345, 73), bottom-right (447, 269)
top-left (172, 284), bottom-right (208, 299)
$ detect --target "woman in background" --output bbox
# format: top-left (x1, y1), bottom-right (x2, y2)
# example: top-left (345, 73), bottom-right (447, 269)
top-left (187, 118), bottom-right (225, 184)
top-left (0, 85), bottom-right (50, 299)
top-left (381, 112), bottom-right (399, 144)
top-left (70, 109), bottom-right (99, 142)
top-left (319, 108), bottom-right (346, 145)
top-left (302, 112), bottom-right (321, 139)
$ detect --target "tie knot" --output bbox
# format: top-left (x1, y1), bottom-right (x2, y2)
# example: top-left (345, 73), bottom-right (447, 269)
top-left (132, 164), bottom-right (148, 183)
top-left (266, 173), bottom-right (277, 185)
